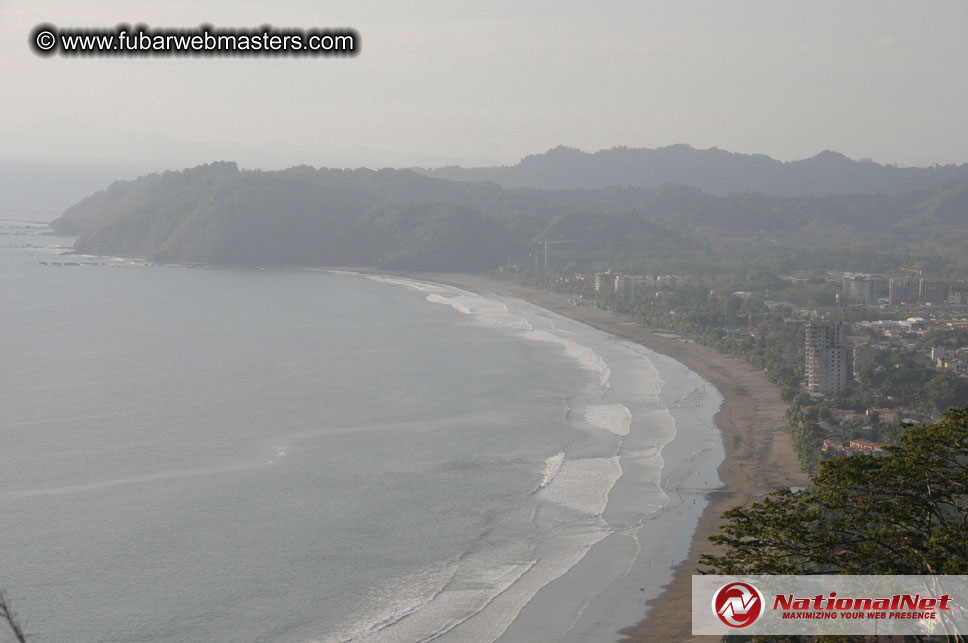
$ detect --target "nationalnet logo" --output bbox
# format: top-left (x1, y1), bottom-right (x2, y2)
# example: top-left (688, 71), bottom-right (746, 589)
top-left (694, 575), bottom-right (968, 636)
top-left (712, 581), bottom-right (765, 628)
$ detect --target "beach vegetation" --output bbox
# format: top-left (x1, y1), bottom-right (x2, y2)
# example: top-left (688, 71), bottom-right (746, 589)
top-left (700, 407), bottom-right (968, 578)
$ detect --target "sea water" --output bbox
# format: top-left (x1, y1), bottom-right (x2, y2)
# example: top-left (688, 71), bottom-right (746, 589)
top-left (0, 218), bottom-right (723, 642)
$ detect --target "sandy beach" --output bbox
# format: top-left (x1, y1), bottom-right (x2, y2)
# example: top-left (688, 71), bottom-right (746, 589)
top-left (419, 273), bottom-right (809, 642)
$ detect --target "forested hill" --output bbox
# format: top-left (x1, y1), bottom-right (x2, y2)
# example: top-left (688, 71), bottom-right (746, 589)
top-left (417, 145), bottom-right (968, 196)
top-left (52, 163), bottom-right (527, 271)
top-left (51, 161), bottom-right (968, 274)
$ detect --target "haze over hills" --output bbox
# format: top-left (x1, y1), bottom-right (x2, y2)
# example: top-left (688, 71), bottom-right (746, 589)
top-left (416, 145), bottom-right (968, 196)
top-left (53, 162), bottom-right (519, 271)
top-left (0, 159), bottom-right (161, 221)
top-left (50, 147), bottom-right (968, 274)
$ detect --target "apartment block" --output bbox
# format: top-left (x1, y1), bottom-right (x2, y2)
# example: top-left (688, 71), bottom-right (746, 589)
top-left (889, 277), bottom-right (915, 305)
top-left (919, 278), bottom-right (946, 305)
top-left (841, 273), bottom-right (876, 306)
top-left (805, 321), bottom-right (849, 395)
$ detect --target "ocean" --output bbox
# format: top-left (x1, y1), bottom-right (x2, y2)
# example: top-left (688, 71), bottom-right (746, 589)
top-left (0, 217), bottom-right (723, 642)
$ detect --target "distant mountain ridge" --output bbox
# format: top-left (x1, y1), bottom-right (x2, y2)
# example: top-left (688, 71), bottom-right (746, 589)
top-left (50, 157), bottom-right (968, 274)
top-left (416, 145), bottom-right (968, 196)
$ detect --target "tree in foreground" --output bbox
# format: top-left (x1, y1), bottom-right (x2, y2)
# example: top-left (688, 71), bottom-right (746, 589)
top-left (701, 407), bottom-right (968, 575)
top-left (700, 407), bottom-right (968, 641)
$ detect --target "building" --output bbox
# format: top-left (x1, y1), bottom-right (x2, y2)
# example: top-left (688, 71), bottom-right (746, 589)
top-left (830, 408), bottom-right (866, 424)
top-left (842, 273), bottom-right (876, 306)
top-left (594, 273), bottom-right (669, 298)
top-left (615, 274), bottom-right (651, 298)
top-left (938, 358), bottom-right (968, 376)
top-left (848, 440), bottom-right (886, 456)
top-left (593, 272), bottom-right (619, 293)
top-left (657, 275), bottom-right (684, 290)
top-left (919, 278), bottom-right (946, 305)
top-left (852, 342), bottom-right (872, 377)
top-left (822, 439), bottom-right (844, 452)
top-left (867, 407), bottom-right (899, 423)
top-left (822, 438), bottom-right (886, 457)
top-left (947, 288), bottom-right (968, 306)
top-left (805, 321), bottom-right (849, 395)
top-left (889, 276), bottom-right (915, 306)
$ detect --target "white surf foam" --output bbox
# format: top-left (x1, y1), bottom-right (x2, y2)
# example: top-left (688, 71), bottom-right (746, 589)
top-left (346, 274), bottom-right (713, 642)
top-left (621, 447), bottom-right (671, 510)
top-left (313, 560), bottom-right (459, 643)
top-left (424, 293), bottom-right (472, 315)
top-left (362, 274), bottom-right (448, 294)
top-left (314, 555), bottom-right (539, 643)
top-left (444, 525), bottom-right (612, 643)
top-left (538, 456), bottom-right (623, 516)
top-left (525, 329), bottom-right (610, 388)
top-left (313, 516), bottom-right (617, 643)
top-left (537, 452), bottom-right (565, 490)
top-left (583, 404), bottom-right (632, 436)
top-left (365, 276), bottom-right (611, 387)
top-left (424, 293), bottom-right (534, 332)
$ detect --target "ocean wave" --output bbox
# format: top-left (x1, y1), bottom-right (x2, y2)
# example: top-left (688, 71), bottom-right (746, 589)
top-left (362, 274), bottom-right (448, 294)
top-left (621, 447), bottom-right (671, 509)
top-left (314, 557), bottom-right (538, 643)
top-left (366, 275), bottom-right (614, 388)
top-left (313, 520), bottom-right (620, 643)
top-left (313, 560), bottom-right (458, 643)
top-left (424, 292), bottom-right (534, 332)
top-left (538, 456), bottom-right (623, 516)
top-left (348, 274), bottom-right (716, 641)
top-left (525, 329), bottom-right (610, 389)
top-left (4, 460), bottom-right (264, 499)
top-left (424, 293), bottom-right (472, 315)
top-left (536, 452), bottom-right (565, 490)
top-left (583, 404), bottom-right (632, 436)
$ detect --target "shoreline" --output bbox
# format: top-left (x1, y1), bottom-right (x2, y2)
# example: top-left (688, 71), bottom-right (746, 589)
top-left (45, 235), bottom-right (808, 640)
top-left (417, 273), bottom-right (809, 642)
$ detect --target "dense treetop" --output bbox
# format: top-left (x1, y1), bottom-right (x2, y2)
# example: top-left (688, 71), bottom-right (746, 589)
top-left (700, 407), bottom-right (968, 576)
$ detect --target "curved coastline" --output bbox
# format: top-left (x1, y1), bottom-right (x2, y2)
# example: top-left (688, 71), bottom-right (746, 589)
top-left (354, 271), bottom-right (724, 641)
top-left (413, 273), bottom-right (810, 642)
top-left (363, 272), bottom-right (696, 641)
top-left (34, 232), bottom-right (804, 642)
top-left (32, 231), bottom-right (727, 642)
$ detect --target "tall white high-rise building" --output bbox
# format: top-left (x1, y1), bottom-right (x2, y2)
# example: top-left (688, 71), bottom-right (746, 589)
top-left (805, 321), bottom-right (849, 395)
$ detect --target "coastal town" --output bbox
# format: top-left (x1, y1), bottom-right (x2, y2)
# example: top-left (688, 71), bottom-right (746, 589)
top-left (499, 265), bottom-right (968, 473)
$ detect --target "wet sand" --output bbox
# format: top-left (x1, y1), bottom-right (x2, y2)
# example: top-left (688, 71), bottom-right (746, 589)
top-left (417, 274), bottom-right (809, 642)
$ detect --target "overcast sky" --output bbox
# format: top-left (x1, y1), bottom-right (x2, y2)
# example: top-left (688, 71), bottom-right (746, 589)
top-left (3, 0), bottom-right (968, 171)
